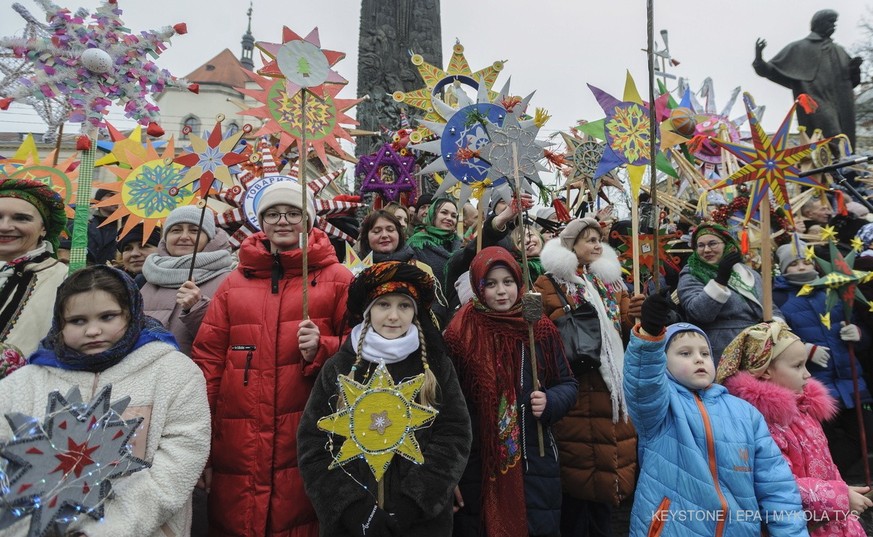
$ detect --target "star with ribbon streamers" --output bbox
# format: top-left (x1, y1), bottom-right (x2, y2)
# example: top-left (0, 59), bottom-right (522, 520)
top-left (579, 72), bottom-right (676, 198)
top-left (709, 93), bottom-right (829, 227)
top-left (797, 235), bottom-right (873, 329)
top-left (0, 1), bottom-right (190, 128)
top-left (174, 118), bottom-right (250, 198)
top-left (0, 385), bottom-right (149, 537)
top-left (316, 363), bottom-right (437, 481)
top-left (356, 143), bottom-right (417, 203)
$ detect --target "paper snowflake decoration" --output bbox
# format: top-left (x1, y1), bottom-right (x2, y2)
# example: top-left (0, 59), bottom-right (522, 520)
top-left (0, 385), bottom-right (149, 537)
top-left (0, 0), bottom-right (190, 128)
top-left (97, 138), bottom-right (195, 241)
top-left (174, 117), bottom-right (251, 198)
top-left (709, 93), bottom-right (829, 228)
top-left (797, 234), bottom-right (873, 328)
top-left (316, 363), bottom-right (438, 481)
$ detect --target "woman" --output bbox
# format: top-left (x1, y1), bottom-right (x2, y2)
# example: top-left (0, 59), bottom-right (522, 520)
top-left (117, 223), bottom-right (161, 286)
top-left (298, 262), bottom-right (471, 536)
top-left (534, 218), bottom-right (641, 537)
top-left (192, 181), bottom-right (354, 537)
top-left (0, 177), bottom-right (68, 357)
top-left (677, 223), bottom-right (782, 363)
top-left (510, 224), bottom-right (545, 287)
top-left (383, 201), bottom-right (410, 234)
top-left (141, 206), bottom-right (233, 356)
top-left (407, 196), bottom-right (460, 289)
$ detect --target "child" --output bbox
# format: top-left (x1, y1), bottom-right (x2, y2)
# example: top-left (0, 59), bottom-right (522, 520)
top-left (0, 265), bottom-right (210, 537)
top-left (624, 294), bottom-right (808, 536)
top-left (718, 321), bottom-right (871, 536)
top-left (297, 261), bottom-right (472, 536)
top-left (445, 246), bottom-right (578, 537)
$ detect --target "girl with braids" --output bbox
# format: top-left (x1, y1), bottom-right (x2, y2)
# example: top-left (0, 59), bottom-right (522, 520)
top-left (297, 261), bottom-right (471, 536)
top-left (446, 246), bottom-right (577, 537)
top-left (677, 223), bottom-right (783, 363)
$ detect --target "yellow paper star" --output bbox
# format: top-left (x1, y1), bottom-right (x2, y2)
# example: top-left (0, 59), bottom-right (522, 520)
top-left (317, 363), bottom-right (438, 481)
top-left (819, 225), bottom-right (838, 242)
top-left (798, 284), bottom-right (814, 296)
top-left (820, 312), bottom-right (831, 329)
top-left (804, 245), bottom-right (816, 261)
top-left (851, 237), bottom-right (865, 253)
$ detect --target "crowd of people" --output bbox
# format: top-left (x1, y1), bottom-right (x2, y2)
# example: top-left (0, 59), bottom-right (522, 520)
top-left (1, 174), bottom-right (873, 537)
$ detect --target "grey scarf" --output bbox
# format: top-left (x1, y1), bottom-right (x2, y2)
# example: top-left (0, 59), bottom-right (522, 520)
top-left (142, 250), bottom-right (232, 288)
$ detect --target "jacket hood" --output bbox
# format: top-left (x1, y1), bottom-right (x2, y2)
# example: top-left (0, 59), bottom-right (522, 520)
top-left (238, 228), bottom-right (339, 277)
top-left (723, 371), bottom-right (838, 426)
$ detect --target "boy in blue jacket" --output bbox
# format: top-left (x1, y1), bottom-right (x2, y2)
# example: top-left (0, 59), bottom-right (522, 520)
top-left (624, 294), bottom-right (808, 536)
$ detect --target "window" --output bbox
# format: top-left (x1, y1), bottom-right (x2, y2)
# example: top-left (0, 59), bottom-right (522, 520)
top-left (181, 115), bottom-right (200, 140)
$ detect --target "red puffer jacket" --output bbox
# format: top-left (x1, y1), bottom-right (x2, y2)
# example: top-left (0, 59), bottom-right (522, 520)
top-left (192, 229), bottom-right (353, 537)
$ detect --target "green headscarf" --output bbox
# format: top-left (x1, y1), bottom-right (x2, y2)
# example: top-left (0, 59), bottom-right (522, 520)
top-left (406, 196), bottom-right (459, 250)
top-left (0, 177), bottom-right (67, 257)
top-left (686, 223), bottom-right (740, 284)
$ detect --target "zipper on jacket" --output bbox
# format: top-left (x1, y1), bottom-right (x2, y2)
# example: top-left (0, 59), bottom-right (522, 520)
top-left (693, 393), bottom-right (728, 537)
top-left (232, 345), bottom-right (256, 386)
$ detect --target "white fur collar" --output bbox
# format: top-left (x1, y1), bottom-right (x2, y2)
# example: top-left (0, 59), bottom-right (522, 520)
top-left (539, 238), bottom-right (623, 285)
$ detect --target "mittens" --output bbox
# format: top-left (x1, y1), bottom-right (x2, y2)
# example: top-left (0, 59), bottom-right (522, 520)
top-left (627, 293), bottom-right (645, 319)
top-left (805, 343), bottom-right (831, 368)
top-left (640, 293), bottom-right (671, 336)
top-left (840, 323), bottom-right (862, 343)
top-left (715, 251), bottom-right (743, 286)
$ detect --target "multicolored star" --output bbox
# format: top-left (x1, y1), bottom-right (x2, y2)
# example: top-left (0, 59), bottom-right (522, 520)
top-left (174, 118), bottom-right (250, 198)
top-left (256, 27), bottom-right (347, 98)
top-left (797, 239), bottom-right (873, 328)
top-left (709, 93), bottom-right (829, 227)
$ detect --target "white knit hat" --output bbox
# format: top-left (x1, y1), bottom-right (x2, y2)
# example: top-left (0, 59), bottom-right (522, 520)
top-left (256, 181), bottom-right (316, 230)
top-left (163, 205), bottom-right (216, 240)
top-left (776, 241), bottom-right (807, 273)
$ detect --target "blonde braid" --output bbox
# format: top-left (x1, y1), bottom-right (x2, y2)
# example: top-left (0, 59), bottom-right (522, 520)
top-left (415, 317), bottom-right (439, 408)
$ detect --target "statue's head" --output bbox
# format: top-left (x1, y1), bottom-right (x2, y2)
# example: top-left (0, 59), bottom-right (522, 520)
top-left (810, 10), bottom-right (838, 37)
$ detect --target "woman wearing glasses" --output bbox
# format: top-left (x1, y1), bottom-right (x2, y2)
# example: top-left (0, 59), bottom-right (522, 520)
top-left (192, 181), bottom-right (354, 537)
top-left (677, 223), bottom-right (782, 364)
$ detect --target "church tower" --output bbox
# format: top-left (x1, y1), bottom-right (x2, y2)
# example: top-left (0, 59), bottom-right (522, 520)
top-left (240, 1), bottom-right (255, 71)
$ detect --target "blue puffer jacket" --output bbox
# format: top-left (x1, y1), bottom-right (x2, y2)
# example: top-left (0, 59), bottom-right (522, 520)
top-left (773, 275), bottom-right (872, 409)
top-left (624, 331), bottom-right (808, 537)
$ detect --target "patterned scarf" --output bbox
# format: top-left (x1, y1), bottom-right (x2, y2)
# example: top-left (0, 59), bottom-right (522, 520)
top-left (716, 321), bottom-right (799, 383)
top-left (444, 247), bottom-right (564, 537)
top-left (29, 266), bottom-right (177, 372)
top-left (405, 197), bottom-right (458, 251)
top-left (0, 243), bottom-right (52, 336)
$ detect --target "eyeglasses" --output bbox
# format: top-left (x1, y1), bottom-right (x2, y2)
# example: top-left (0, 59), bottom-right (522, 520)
top-left (696, 240), bottom-right (724, 251)
top-left (263, 210), bottom-right (304, 225)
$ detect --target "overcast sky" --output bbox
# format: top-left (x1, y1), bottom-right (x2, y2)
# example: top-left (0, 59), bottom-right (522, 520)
top-left (1, 0), bottom-right (871, 142)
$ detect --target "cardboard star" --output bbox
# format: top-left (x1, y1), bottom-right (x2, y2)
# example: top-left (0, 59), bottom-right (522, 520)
top-left (0, 386), bottom-right (149, 537)
top-left (797, 238), bottom-right (873, 328)
top-left (316, 363), bottom-right (437, 481)
top-left (357, 143), bottom-right (417, 203)
top-left (709, 93), bottom-right (830, 227)
top-left (174, 119), bottom-right (250, 198)
top-left (256, 27), bottom-right (347, 98)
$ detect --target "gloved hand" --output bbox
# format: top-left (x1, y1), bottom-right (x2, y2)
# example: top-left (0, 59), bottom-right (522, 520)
top-left (640, 293), bottom-right (671, 336)
top-left (840, 322), bottom-right (862, 343)
top-left (805, 342), bottom-right (831, 368)
top-left (627, 293), bottom-right (645, 319)
top-left (346, 502), bottom-right (399, 537)
top-left (715, 251), bottom-right (743, 286)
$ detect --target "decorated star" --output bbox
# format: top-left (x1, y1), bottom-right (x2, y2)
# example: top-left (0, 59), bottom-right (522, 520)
top-left (0, 1), bottom-right (190, 128)
top-left (256, 27), bottom-right (347, 98)
top-left (709, 93), bottom-right (829, 227)
top-left (579, 72), bottom-right (676, 198)
top-left (393, 41), bottom-right (505, 142)
top-left (343, 244), bottom-right (373, 276)
top-left (356, 143), bottom-right (417, 203)
top-left (316, 363), bottom-right (437, 481)
top-left (97, 138), bottom-right (195, 241)
top-left (610, 228), bottom-right (683, 282)
top-left (0, 134), bottom-right (79, 219)
top-left (0, 385), bottom-right (149, 537)
top-left (797, 239), bottom-right (873, 328)
top-left (174, 117), bottom-right (250, 198)
top-left (239, 68), bottom-right (360, 165)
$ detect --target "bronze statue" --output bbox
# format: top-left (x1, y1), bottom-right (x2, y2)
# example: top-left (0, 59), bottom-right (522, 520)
top-left (754, 10), bottom-right (863, 149)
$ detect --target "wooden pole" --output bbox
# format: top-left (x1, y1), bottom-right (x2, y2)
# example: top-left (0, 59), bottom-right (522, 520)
top-left (52, 123), bottom-right (64, 167)
top-left (300, 90), bottom-right (310, 320)
top-left (760, 194), bottom-right (773, 320)
top-left (186, 197), bottom-right (209, 283)
top-left (646, 0), bottom-right (660, 293)
top-left (631, 194), bottom-right (641, 296)
top-left (513, 143), bottom-right (545, 456)
top-left (848, 343), bottom-right (872, 486)
top-left (475, 197), bottom-right (486, 252)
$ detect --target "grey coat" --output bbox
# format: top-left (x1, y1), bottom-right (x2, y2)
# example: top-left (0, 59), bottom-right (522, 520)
top-left (677, 264), bottom-right (783, 363)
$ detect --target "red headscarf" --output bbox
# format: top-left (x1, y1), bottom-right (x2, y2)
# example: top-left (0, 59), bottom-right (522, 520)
top-left (444, 247), bottom-right (564, 537)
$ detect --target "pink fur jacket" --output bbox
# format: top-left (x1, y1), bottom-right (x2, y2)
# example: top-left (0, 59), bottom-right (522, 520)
top-left (724, 372), bottom-right (865, 537)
